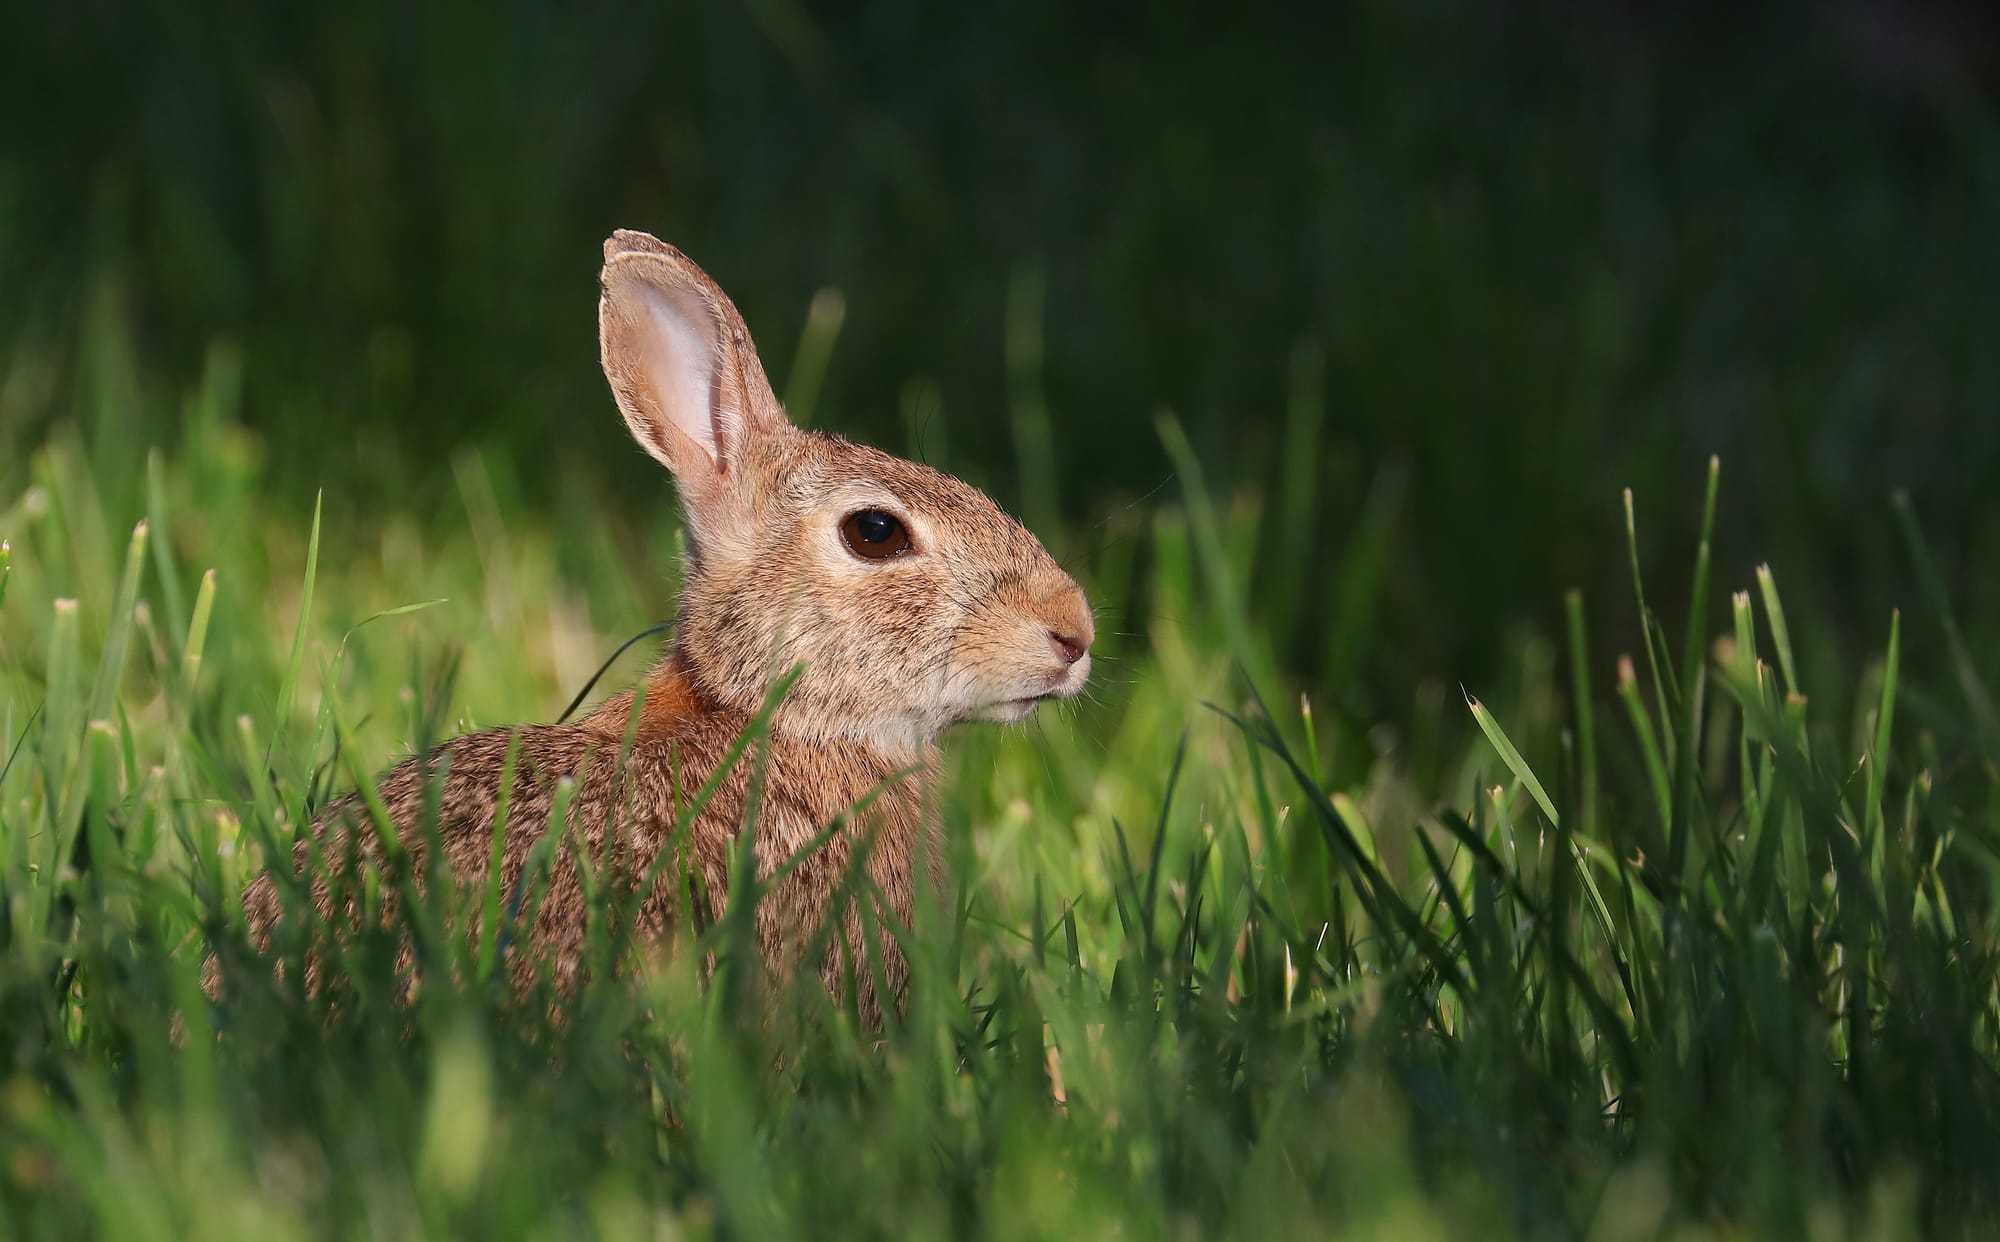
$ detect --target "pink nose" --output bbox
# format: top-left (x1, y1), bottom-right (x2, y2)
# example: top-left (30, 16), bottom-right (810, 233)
top-left (1049, 630), bottom-right (1088, 666)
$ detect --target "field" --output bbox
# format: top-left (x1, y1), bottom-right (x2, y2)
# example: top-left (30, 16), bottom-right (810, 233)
top-left (5, 5), bottom-right (2000, 1239)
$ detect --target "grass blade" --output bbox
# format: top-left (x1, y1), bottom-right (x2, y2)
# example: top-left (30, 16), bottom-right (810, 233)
top-left (44, 598), bottom-right (81, 841)
top-left (1468, 694), bottom-right (1558, 826)
top-left (1565, 589), bottom-right (1600, 842)
top-left (782, 287), bottom-right (846, 428)
top-left (1158, 410), bottom-right (1258, 677)
top-left (1624, 488), bottom-right (1678, 763)
top-left (1665, 458), bottom-right (1719, 889)
top-left (1865, 610), bottom-right (1900, 840)
top-left (180, 569), bottom-right (216, 696)
top-left (273, 490), bottom-right (323, 739)
top-left (1755, 564), bottom-right (1799, 698)
top-left (84, 520), bottom-right (147, 727)
top-left (146, 449), bottom-right (189, 651)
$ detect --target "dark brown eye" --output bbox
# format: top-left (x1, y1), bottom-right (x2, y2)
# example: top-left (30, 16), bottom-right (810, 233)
top-left (840, 509), bottom-right (912, 559)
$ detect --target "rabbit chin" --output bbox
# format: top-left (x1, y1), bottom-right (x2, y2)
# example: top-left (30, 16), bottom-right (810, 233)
top-left (976, 696), bottom-right (1052, 725)
top-left (968, 661), bottom-right (1090, 725)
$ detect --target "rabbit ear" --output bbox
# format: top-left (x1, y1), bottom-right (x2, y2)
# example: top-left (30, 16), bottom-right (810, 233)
top-left (598, 231), bottom-right (790, 533)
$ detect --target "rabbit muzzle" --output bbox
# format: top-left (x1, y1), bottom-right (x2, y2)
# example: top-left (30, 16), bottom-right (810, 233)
top-left (963, 575), bottom-right (1094, 724)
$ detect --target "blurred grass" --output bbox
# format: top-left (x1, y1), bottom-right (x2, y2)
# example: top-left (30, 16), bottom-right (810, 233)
top-left (4, 0), bottom-right (1999, 694)
top-left (5, 1), bottom-right (2000, 1236)
top-left (4, 281), bottom-right (2000, 1236)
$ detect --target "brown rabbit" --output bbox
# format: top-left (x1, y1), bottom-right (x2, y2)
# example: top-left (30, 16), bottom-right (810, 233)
top-left (238, 230), bottom-right (1094, 1023)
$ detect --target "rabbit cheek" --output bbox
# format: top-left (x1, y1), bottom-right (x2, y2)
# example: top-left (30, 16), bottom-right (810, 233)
top-left (942, 618), bottom-right (1044, 723)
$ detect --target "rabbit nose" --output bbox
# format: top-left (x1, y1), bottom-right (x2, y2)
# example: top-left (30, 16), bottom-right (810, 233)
top-left (1038, 578), bottom-right (1094, 666)
top-left (1048, 630), bottom-right (1089, 666)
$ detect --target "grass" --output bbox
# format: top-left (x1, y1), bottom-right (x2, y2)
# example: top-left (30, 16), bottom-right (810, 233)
top-left (3, 306), bottom-right (1999, 1240)
top-left (5, 7), bottom-right (1998, 1236)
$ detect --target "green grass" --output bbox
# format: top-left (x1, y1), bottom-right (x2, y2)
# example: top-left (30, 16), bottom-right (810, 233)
top-left (4, 318), bottom-right (1999, 1239)
top-left (5, 7), bottom-right (1998, 1236)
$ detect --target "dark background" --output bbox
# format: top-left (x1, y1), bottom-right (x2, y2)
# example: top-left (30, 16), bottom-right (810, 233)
top-left (4, 0), bottom-right (1996, 704)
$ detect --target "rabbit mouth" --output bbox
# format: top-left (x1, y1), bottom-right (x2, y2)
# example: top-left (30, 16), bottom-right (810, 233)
top-left (984, 676), bottom-right (1086, 722)
top-left (969, 652), bottom-right (1090, 724)
top-left (975, 688), bottom-right (1066, 724)
top-left (1003, 692), bottom-right (1061, 710)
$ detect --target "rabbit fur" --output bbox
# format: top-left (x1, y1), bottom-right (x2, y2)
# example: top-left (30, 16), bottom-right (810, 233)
top-left (236, 230), bottom-right (1094, 1024)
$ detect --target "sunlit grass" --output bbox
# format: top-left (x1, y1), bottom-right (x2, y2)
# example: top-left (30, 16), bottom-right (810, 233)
top-left (3, 336), bottom-right (1998, 1239)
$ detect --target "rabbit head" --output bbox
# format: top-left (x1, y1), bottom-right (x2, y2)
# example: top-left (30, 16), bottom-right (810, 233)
top-left (598, 230), bottom-right (1093, 756)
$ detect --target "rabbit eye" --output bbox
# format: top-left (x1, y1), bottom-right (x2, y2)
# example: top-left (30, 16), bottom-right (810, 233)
top-left (840, 509), bottom-right (912, 560)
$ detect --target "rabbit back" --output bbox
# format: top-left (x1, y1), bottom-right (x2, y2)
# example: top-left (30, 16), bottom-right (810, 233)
top-left (239, 659), bottom-right (932, 1020)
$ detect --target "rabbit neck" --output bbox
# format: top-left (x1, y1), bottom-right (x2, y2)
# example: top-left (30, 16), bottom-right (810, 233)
top-left (589, 651), bottom-right (933, 776)
top-left (660, 637), bottom-right (937, 767)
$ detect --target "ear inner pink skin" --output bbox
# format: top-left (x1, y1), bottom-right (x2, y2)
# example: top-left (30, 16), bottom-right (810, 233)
top-left (235, 230), bottom-right (1095, 1027)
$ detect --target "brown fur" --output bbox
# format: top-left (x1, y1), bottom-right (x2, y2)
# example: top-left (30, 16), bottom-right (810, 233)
top-left (234, 232), bottom-right (1093, 1024)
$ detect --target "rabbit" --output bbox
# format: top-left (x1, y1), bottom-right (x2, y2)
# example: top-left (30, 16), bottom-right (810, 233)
top-left (235, 229), bottom-right (1094, 1025)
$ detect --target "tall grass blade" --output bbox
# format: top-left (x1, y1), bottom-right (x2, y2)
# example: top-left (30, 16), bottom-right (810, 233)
top-left (1665, 458), bottom-right (1719, 889)
top-left (1469, 692), bottom-right (1622, 958)
top-left (84, 520), bottom-right (147, 726)
top-left (273, 491), bottom-right (323, 737)
top-left (45, 598), bottom-right (81, 836)
top-left (1755, 564), bottom-right (1799, 698)
top-left (180, 569), bottom-right (216, 695)
top-left (145, 449), bottom-right (188, 650)
top-left (1624, 488), bottom-right (1678, 763)
top-left (1468, 694), bottom-right (1558, 826)
top-left (1565, 589), bottom-right (1600, 841)
top-left (783, 287), bottom-right (846, 428)
top-left (1158, 411), bottom-right (1257, 677)
top-left (1865, 610), bottom-right (1900, 840)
